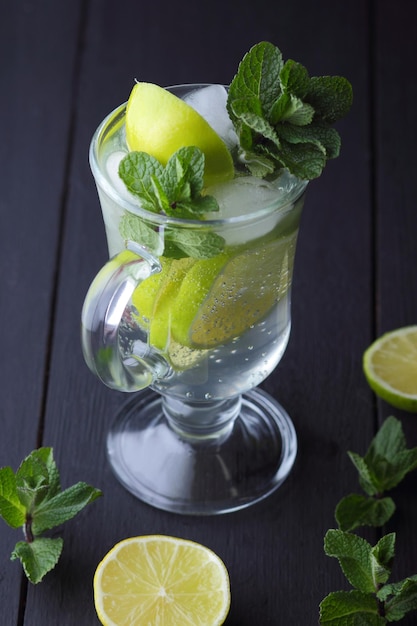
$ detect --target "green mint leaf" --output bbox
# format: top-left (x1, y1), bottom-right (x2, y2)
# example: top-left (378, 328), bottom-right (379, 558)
top-left (306, 75), bottom-right (353, 123)
top-left (367, 417), bottom-right (407, 461)
top-left (276, 124), bottom-right (341, 159)
top-left (279, 59), bottom-right (310, 99)
top-left (231, 108), bottom-right (280, 147)
top-left (319, 590), bottom-right (384, 625)
top-left (119, 213), bottom-right (162, 253)
top-left (0, 467), bottom-right (26, 528)
top-left (119, 152), bottom-right (164, 212)
top-left (118, 147), bottom-right (223, 259)
top-left (165, 228), bottom-right (225, 259)
top-left (275, 140), bottom-right (327, 179)
top-left (227, 41), bottom-right (352, 180)
top-left (150, 175), bottom-right (171, 212)
top-left (335, 494), bottom-right (396, 531)
top-left (382, 578), bottom-right (417, 622)
top-left (371, 533), bottom-right (396, 587)
top-left (29, 448), bottom-right (61, 498)
top-left (364, 417), bottom-right (417, 492)
top-left (11, 537), bottom-right (63, 584)
top-left (348, 417), bottom-right (417, 496)
top-left (324, 530), bottom-right (376, 593)
top-left (16, 454), bottom-right (52, 512)
top-left (31, 482), bottom-right (102, 535)
top-left (347, 451), bottom-right (379, 496)
top-left (227, 41), bottom-right (283, 123)
top-left (162, 146), bottom-right (205, 200)
top-left (377, 575), bottom-right (417, 602)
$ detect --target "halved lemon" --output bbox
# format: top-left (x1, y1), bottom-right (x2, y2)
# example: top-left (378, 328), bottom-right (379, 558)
top-left (363, 325), bottom-right (417, 412)
top-left (93, 535), bottom-right (231, 626)
top-left (125, 82), bottom-right (234, 186)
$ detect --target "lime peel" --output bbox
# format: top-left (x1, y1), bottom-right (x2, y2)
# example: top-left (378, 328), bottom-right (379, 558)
top-left (125, 82), bottom-right (234, 186)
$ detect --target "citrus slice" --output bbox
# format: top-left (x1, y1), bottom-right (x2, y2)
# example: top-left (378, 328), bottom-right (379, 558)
top-left (172, 232), bottom-right (297, 348)
top-left (132, 256), bottom-right (195, 350)
top-left (93, 535), bottom-right (231, 626)
top-left (125, 82), bottom-right (234, 186)
top-left (363, 325), bottom-right (417, 412)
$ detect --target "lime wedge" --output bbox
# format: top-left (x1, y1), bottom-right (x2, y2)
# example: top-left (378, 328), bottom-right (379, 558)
top-left (125, 82), bottom-right (234, 186)
top-left (132, 232), bottom-right (297, 356)
top-left (173, 234), bottom-right (296, 348)
top-left (363, 326), bottom-right (417, 412)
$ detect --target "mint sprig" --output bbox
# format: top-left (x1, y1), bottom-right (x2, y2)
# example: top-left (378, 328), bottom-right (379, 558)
top-left (336, 416), bottom-right (417, 532)
top-left (0, 447), bottom-right (101, 583)
top-left (227, 41), bottom-right (352, 180)
top-left (320, 417), bottom-right (417, 624)
top-left (118, 147), bottom-right (225, 259)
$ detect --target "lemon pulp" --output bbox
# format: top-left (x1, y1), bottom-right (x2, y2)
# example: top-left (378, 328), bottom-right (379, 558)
top-left (93, 535), bottom-right (231, 626)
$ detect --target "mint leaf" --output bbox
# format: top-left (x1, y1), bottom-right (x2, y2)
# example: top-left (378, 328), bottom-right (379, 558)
top-left (319, 590), bottom-right (384, 625)
top-left (166, 228), bottom-right (225, 259)
top-left (347, 451), bottom-right (380, 496)
top-left (306, 75), bottom-right (353, 123)
top-left (347, 417), bottom-right (417, 497)
top-left (0, 467), bottom-right (26, 528)
top-left (119, 152), bottom-right (164, 212)
top-left (335, 493), bottom-right (396, 531)
top-left (0, 447), bottom-right (101, 583)
top-left (32, 482), bottom-right (102, 535)
top-left (364, 417), bottom-right (417, 492)
top-left (227, 41), bottom-right (283, 122)
top-left (11, 537), bottom-right (63, 584)
top-left (16, 454), bottom-right (52, 512)
top-left (119, 213), bottom-right (162, 252)
top-left (324, 530), bottom-right (376, 593)
top-left (227, 41), bottom-right (352, 180)
top-left (371, 534), bottom-right (396, 587)
top-left (30, 448), bottom-right (61, 498)
top-left (118, 147), bottom-right (223, 259)
top-left (382, 578), bottom-right (417, 621)
top-left (119, 147), bottom-right (219, 218)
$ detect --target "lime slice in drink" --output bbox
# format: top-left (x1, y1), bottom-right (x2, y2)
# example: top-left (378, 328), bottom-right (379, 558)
top-left (132, 232), bottom-right (297, 355)
top-left (363, 326), bottom-right (417, 412)
top-left (132, 256), bottom-right (195, 350)
top-left (172, 233), bottom-right (297, 348)
top-left (125, 82), bottom-right (234, 186)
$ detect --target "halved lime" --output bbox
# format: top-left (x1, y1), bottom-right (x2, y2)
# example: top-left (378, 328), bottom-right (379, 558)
top-left (363, 326), bottom-right (417, 412)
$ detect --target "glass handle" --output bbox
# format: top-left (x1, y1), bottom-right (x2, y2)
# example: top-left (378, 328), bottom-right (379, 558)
top-left (81, 242), bottom-right (171, 392)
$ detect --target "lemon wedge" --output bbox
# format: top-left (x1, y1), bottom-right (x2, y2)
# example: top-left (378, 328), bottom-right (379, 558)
top-left (93, 535), bottom-right (231, 626)
top-left (125, 82), bottom-right (234, 186)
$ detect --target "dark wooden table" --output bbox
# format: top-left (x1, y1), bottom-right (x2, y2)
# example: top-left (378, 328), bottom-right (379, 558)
top-left (2, 1), bottom-right (417, 624)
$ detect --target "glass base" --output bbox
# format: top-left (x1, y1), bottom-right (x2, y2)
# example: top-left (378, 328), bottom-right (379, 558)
top-left (107, 387), bottom-right (297, 515)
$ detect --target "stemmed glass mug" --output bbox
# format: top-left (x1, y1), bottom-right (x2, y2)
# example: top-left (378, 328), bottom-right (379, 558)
top-left (81, 85), bottom-right (308, 515)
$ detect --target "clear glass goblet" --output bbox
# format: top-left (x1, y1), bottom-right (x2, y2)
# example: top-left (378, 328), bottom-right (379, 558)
top-left (81, 85), bottom-right (308, 515)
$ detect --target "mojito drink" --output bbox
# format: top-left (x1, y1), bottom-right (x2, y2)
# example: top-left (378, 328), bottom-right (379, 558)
top-left (91, 84), bottom-right (307, 401)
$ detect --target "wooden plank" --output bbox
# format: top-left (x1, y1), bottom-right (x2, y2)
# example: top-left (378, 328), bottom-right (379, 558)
top-left (374, 3), bottom-right (417, 622)
top-left (15, 0), bottom-right (388, 624)
top-left (0, 1), bottom-right (84, 622)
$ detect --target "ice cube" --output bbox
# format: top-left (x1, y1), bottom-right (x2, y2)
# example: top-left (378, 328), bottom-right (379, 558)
top-left (205, 174), bottom-right (298, 245)
top-left (184, 85), bottom-right (238, 151)
top-left (106, 150), bottom-right (131, 201)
